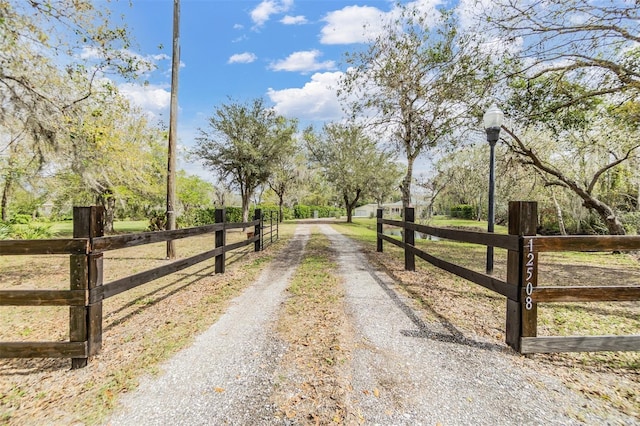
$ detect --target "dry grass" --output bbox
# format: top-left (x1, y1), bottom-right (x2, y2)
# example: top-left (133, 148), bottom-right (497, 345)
top-left (0, 225), bottom-right (297, 425)
top-left (271, 229), bottom-right (358, 424)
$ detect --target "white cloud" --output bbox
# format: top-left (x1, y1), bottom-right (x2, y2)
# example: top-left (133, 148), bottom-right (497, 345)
top-left (320, 5), bottom-right (387, 44)
top-left (119, 83), bottom-right (171, 119)
top-left (153, 53), bottom-right (170, 61)
top-left (267, 71), bottom-right (344, 121)
top-left (281, 15), bottom-right (307, 25)
top-left (228, 52), bottom-right (258, 64)
top-left (320, 1), bottom-right (443, 45)
top-left (250, 0), bottom-right (293, 27)
top-left (269, 50), bottom-right (335, 73)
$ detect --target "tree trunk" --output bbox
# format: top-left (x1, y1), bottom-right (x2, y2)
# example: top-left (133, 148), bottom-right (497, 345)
top-left (343, 189), bottom-right (361, 223)
top-left (401, 157), bottom-right (414, 209)
top-left (1, 176), bottom-right (12, 222)
top-left (241, 189), bottom-right (251, 224)
top-left (583, 198), bottom-right (626, 235)
top-left (550, 189), bottom-right (567, 235)
top-left (98, 190), bottom-right (115, 233)
top-left (278, 196), bottom-right (284, 223)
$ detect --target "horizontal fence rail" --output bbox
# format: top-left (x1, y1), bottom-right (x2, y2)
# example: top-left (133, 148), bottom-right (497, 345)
top-left (0, 207), bottom-right (279, 368)
top-left (377, 201), bottom-right (640, 355)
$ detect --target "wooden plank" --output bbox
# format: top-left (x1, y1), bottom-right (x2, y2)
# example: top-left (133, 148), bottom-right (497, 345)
top-left (531, 235), bottom-right (640, 253)
top-left (226, 219), bottom-right (261, 230)
top-left (381, 218), bottom-right (403, 227)
top-left (410, 246), bottom-right (518, 300)
top-left (376, 209), bottom-right (383, 252)
top-left (0, 290), bottom-right (86, 306)
top-left (102, 247), bottom-right (223, 300)
top-left (407, 222), bottom-right (520, 251)
top-left (404, 208), bottom-right (415, 272)
top-left (521, 335), bottom-right (640, 353)
top-left (530, 286), bottom-right (640, 303)
top-left (505, 201), bottom-right (538, 352)
top-left (0, 239), bottom-right (88, 255)
top-left (379, 233), bottom-right (403, 248)
top-left (225, 238), bottom-right (254, 252)
top-left (0, 342), bottom-right (87, 358)
top-left (92, 224), bottom-right (222, 251)
top-left (87, 253), bottom-right (103, 356)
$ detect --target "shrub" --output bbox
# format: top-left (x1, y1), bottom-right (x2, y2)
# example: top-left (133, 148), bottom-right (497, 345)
top-left (9, 214), bottom-right (32, 225)
top-left (622, 212), bottom-right (640, 235)
top-left (294, 204), bottom-right (311, 219)
top-left (450, 204), bottom-right (475, 220)
top-left (12, 224), bottom-right (54, 239)
top-left (0, 223), bottom-right (13, 240)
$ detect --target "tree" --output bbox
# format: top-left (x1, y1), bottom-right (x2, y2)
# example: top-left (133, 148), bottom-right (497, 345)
top-left (61, 85), bottom-right (167, 232)
top-left (268, 151), bottom-right (305, 222)
top-left (193, 98), bottom-right (297, 223)
top-left (477, 0), bottom-right (639, 114)
top-left (305, 123), bottom-right (393, 223)
top-left (501, 101), bottom-right (640, 235)
top-left (340, 6), bottom-right (492, 209)
top-left (1, 1), bottom-right (147, 149)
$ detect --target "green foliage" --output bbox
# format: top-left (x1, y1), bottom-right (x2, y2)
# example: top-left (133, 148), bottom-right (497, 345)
top-left (193, 97), bottom-right (298, 222)
top-left (294, 204), bottom-right (311, 219)
top-left (621, 212), bottom-right (640, 235)
top-left (11, 224), bottom-right (54, 239)
top-left (0, 223), bottom-right (12, 239)
top-left (449, 204), bottom-right (475, 220)
top-left (9, 214), bottom-right (32, 225)
top-left (293, 204), bottom-right (345, 219)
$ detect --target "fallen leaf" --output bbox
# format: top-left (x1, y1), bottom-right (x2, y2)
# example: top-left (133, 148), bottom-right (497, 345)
top-left (214, 387), bottom-right (225, 393)
top-left (373, 388), bottom-right (380, 398)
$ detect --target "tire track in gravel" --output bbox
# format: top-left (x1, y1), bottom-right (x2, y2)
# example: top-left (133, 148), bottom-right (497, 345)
top-left (105, 226), bottom-right (310, 426)
top-left (319, 224), bottom-right (635, 426)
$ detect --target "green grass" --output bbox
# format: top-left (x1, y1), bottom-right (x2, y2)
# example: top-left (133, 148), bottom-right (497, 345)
top-left (33, 220), bottom-right (148, 237)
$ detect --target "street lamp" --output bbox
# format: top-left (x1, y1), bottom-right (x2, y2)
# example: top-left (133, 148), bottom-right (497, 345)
top-left (483, 103), bottom-right (504, 274)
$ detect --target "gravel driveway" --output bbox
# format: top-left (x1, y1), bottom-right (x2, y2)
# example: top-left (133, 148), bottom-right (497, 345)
top-left (105, 224), bottom-right (636, 425)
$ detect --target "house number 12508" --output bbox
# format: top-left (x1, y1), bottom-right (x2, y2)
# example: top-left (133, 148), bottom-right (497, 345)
top-left (525, 239), bottom-right (535, 310)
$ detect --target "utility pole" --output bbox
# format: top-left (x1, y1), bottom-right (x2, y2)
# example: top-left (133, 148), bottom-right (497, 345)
top-left (166, 0), bottom-right (180, 259)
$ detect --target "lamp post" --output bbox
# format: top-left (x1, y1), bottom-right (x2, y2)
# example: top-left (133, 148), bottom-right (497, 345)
top-left (483, 103), bottom-right (504, 274)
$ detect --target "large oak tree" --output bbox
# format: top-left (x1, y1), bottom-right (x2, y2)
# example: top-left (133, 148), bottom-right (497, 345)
top-left (193, 98), bottom-right (297, 223)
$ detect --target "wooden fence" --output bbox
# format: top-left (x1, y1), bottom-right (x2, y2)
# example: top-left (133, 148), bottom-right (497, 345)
top-left (377, 201), bottom-right (640, 354)
top-left (0, 207), bottom-right (279, 368)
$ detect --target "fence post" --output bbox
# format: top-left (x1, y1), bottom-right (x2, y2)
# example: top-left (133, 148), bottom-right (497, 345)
top-left (71, 206), bottom-right (104, 369)
top-left (404, 207), bottom-right (415, 271)
top-left (276, 211), bottom-right (279, 242)
top-left (215, 208), bottom-right (225, 274)
top-left (377, 208), bottom-right (383, 252)
top-left (270, 211), bottom-right (274, 244)
top-left (505, 201), bottom-right (538, 352)
top-left (254, 209), bottom-right (262, 252)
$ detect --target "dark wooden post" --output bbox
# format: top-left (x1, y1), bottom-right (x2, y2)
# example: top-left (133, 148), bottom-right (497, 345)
top-left (505, 201), bottom-right (538, 352)
top-left (254, 209), bottom-right (262, 252)
top-left (215, 208), bottom-right (225, 274)
top-left (276, 211), bottom-right (279, 242)
top-left (270, 211), bottom-right (274, 244)
top-left (404, 207), bottom-right (415, 271)
top-left (377, 208), bottom-right (383, 252)
top-left (71, 206), bottom-right (104, 369)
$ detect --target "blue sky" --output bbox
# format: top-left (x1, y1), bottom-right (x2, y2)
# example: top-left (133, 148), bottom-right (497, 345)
top-left (105, 0), bottom-right (451, 177)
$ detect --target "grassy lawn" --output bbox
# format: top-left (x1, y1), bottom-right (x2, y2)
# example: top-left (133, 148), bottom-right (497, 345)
top-left (42, 220), bottom-right (148, 237)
